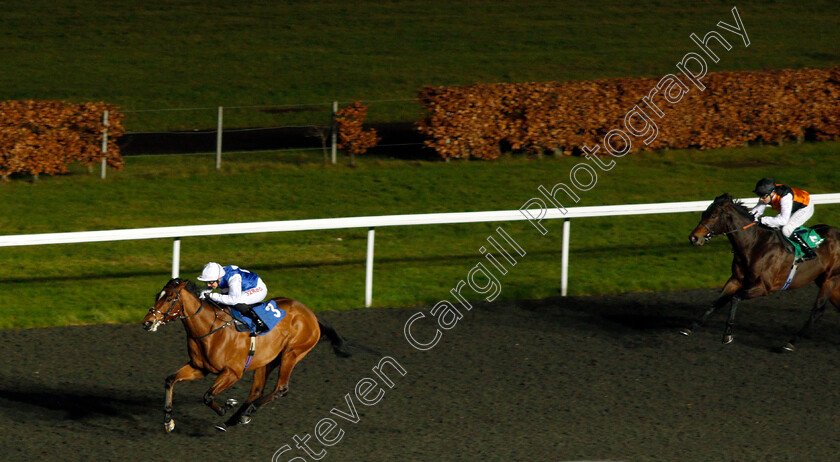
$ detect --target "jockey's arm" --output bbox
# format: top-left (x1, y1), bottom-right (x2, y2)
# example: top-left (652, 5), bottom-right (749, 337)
top-left (209, 274), bottom-right (244, 305)
top-left (750, 202), bottom-right (766, 219)
top-left (760, 193), bottom-right (793, 228)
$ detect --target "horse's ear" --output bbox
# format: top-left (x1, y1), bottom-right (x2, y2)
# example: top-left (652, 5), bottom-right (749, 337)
top-left (165, 278), bottom-right (183, 288)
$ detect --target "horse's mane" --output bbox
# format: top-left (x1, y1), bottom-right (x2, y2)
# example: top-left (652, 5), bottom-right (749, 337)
top-left (164, 277), bottom-right (232, 313)
top-left (709, 193), bottom-right (754, 220)
top-left (708, 193), bottom-right (794, 250)
top-left (165, 278), bottom-right (200, 297)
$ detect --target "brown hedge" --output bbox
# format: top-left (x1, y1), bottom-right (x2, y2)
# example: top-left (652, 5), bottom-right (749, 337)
top-left (416, 67), bottom-right (840, 160)
top-left (0, 100), bottom-right (124, 179)
top-left (335, 101), bottom-right (380, 167)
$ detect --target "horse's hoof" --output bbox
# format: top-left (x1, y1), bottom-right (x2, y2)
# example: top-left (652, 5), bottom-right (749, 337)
top-left (679, 328), bottom-right (692, 336)
top-left (240, 415), bottom-right (252, 425)
top-left (225, 398), bottom-right (239, 409)
top-left (164, 420), bottom-right (175, 433)
top-left (214, 423), bottom-right (227, 432)
top-left (782, 343), bottom-right (796, 352)
top-left (722, 335), bottom-right (734, 345)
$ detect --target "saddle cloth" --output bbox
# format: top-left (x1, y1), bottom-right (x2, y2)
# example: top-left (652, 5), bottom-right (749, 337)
top-left (230, 300), bottom-right (286, 336)
top-left (785, 226), bottom-right (825, 260)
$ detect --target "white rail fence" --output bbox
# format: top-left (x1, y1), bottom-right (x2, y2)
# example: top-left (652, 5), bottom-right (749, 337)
top-left (3, 194), bottom-right (840, 307)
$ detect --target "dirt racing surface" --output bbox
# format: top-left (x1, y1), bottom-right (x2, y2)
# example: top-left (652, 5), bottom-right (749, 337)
top-left (2, 286), bottom-right (840, 462)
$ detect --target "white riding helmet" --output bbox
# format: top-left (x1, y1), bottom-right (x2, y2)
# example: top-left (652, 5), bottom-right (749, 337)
top-left (197, 262), bottom-right (225, 282)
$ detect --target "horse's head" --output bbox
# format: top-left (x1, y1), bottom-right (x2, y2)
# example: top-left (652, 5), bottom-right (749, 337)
top-left (689, 194), bottom-right (745, 246)
top-left (142, 278), bottom-right (198, 332)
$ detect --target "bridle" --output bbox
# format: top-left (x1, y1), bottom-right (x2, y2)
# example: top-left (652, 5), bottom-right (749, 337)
top-left (147, 285), bottom-right (234, 339)
top-left (147, 286), bottom-right (203, 327)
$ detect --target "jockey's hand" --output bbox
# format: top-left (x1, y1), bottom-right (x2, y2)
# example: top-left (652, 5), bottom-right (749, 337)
top-left (760, 217), bottom-right (771, 226)
top-left (199, 289), bottom-right (211, 299)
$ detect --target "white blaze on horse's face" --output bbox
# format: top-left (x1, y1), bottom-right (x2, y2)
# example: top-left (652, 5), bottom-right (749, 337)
top-left (144, 305), bottom-right (164, 332)
top-left (144, 290), bottom-right (172, 332)
top-left (147, 314), bottom-right (162, 332)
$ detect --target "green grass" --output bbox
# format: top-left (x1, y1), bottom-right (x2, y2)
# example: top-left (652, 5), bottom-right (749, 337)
top-left (2, 1), bottom-right (840, 328)
top-left (1, 1), bottom-right (839, 130)
top-left (2, 141), bottom-right (840, 329)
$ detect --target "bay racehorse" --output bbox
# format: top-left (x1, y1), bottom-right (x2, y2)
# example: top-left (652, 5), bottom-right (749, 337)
top-left (684, 193), bottom-right (840, 351)
top-left (142, 278), bottom-right (350, 432)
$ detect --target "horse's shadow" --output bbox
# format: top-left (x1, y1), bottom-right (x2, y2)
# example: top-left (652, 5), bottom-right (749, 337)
top-left (505, 289), bottom-right (837, 352)
top-left (0, 383), bottom-right (225, 437)
top-left (514, 291), bottom-right (705, 334)
top-left (0, 387), bottom-right (145, 421)
top-left (514, 287), bottom-right (840, 352)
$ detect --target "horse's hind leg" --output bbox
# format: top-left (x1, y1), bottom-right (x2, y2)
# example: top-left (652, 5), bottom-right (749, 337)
top-left (256, 343), bottom-right (317, 408)
top-left (784, 280), bottom-right (836, 351)
top-left (164, 363), bottom-right (206, 433)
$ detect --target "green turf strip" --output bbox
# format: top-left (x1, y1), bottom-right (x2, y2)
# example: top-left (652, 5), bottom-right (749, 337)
top-left (1, 141), bottom-right (839, 328)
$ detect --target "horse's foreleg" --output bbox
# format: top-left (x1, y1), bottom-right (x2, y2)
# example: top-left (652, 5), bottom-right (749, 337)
top-left (784, 280), bottom-right (835, 351)
top-left (721, 284), bottom-right (771, 345)
top-left (164, 363), bottom-right (206, 433)
top-left (722, 297), bottom-right (740, 344)
top-left (204, 368), bottom-right (241, 417)
top-left (682, 278), bottom-right (741, 336)
top-left (223, 366), bottom-right (269, 428)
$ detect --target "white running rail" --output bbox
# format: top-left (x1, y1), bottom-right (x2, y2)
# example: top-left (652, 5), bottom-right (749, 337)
top-left (3, 194), bottom-right (840, 306)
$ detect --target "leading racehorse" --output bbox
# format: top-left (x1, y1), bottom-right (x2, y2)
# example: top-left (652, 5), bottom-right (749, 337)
top-left (684, 193), bottom-right (840, 351)
top-left (142, 278), bottom-right (350, 432)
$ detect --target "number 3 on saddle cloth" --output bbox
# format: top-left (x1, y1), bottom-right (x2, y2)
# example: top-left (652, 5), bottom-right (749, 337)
top-left (230, 301), bottom-right (286, 336)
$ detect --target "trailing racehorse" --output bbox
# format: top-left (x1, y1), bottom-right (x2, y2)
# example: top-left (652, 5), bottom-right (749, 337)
top-left (684, 193), bottom-right (840, 351)
top-left (142, 278), bottom-right (351, 432)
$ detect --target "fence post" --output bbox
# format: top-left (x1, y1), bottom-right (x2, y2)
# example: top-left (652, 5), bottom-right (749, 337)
top-left (365, 227), bottom-right (375, 307)
top-left (100, 110), bottom-right (109, 180)
top-left (331, 101), bottom-right (338, 165)
top-left (561, 218), bottom-right (570, 296)
top-left (216, 106), bottom-right (223, 170)
top-left (172, 238), bottom-right (181, 278)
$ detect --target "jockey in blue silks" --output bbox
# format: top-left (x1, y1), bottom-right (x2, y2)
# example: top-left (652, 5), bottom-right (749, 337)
top-left (197, 262), bottom-right (269, 331)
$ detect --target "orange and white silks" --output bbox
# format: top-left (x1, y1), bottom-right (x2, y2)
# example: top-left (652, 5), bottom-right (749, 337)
top-left (771, 184), bottom-right (809, 212)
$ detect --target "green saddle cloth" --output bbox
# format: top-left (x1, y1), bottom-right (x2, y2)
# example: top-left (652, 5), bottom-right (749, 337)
top-left (788, 226), bottom-right (824, 259)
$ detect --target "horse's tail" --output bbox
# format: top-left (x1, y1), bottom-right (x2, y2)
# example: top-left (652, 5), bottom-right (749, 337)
top-left (317, 318), bottom-right (352, 358)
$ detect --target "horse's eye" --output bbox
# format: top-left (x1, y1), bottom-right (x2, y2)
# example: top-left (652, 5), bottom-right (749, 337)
top-left (711, 214), bottom-right (718, 219)
top-left (166, 298), bottom-right (172, 302)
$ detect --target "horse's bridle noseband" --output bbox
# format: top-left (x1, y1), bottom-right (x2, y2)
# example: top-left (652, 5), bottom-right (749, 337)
top-left (147, 287), bottom-right (203, 327)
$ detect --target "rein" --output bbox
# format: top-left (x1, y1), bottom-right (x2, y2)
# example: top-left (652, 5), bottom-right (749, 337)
top-left (189, 303), bottom-right (235, 340)
top-left (702, 221), bottom-right (757, 241)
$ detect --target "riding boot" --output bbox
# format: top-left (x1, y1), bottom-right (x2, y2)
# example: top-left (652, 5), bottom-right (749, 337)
top-left (247, 308), bottom-right (268, 334)
top-left (789, 232), bottom-right (817, 262)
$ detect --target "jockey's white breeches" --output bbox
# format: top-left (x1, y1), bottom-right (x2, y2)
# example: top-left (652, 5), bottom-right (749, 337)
top-left (239, 280), bottom-right (268, 305)
top-left (782, 202), bottom-right (814, 237)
